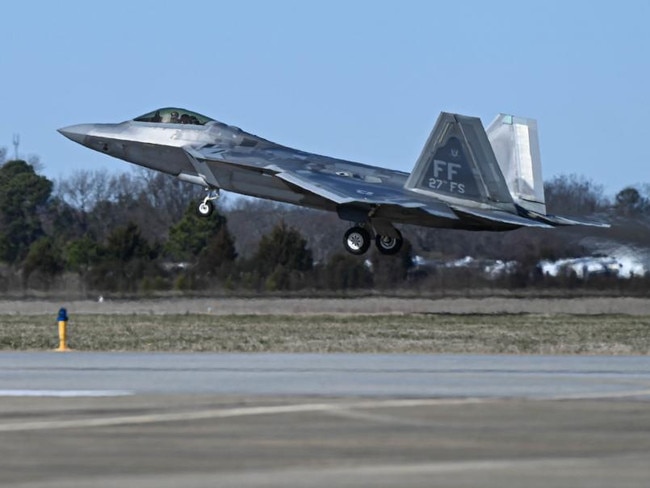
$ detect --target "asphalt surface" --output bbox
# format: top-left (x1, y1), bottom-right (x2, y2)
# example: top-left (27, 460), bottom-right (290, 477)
top-left (1, 353), bottom-right (650, 487)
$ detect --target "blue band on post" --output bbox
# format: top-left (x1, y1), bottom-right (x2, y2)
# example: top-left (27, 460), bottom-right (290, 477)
top-left (57, 308), bottom-right (68, 322)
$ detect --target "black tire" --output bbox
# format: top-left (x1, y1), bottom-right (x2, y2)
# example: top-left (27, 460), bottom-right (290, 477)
top-left (375, 229), bottom-right (403, 255)
top-left (343, 226), bottom-right (371, 255)
top-left (197, 199), bottom-right (214, 217)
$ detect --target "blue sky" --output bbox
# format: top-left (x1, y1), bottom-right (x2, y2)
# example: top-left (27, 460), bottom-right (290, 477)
top-left (1, 0), bottom-right (648, 196)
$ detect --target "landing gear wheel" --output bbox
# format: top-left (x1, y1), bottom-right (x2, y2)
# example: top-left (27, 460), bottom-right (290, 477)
top-left (196, 188), bottom-right (219, 217)
top-left (343, 226), bottom-right (371, 255)
top-left (196, 189), bottom-right (220, 218)
top-left (197, 199), bottom-right (215, 217)
top-left (375, 229), bottom-right (403, 255)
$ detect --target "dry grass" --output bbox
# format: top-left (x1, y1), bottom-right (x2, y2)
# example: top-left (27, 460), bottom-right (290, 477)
top-left (1, 314), bottom-right (649, 354)
top-left (4, 296), bottom-right (650, 315)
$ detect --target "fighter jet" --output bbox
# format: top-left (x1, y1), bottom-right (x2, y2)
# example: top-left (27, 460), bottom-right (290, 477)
top-left (59, 108), bottom-right (606, 255)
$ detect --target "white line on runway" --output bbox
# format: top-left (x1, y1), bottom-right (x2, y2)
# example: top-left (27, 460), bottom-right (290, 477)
top-left (2, 387), bottom-right (650, 433)
top-left (0, 390), bottom-right (133, 397)
top-left (547, 388), bottom-right (650, 400)
top-left (234, 456), bottom-right (603, 479)
top-left (0, 398), bottom-right (487, 432)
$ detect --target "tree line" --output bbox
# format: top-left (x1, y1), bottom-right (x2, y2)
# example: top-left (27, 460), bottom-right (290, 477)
top-left (0, 156), bottom-right (649, 296)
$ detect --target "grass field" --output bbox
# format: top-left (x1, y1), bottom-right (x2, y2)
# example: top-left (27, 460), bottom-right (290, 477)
top-left (2, 313), bottom-right (649, 354)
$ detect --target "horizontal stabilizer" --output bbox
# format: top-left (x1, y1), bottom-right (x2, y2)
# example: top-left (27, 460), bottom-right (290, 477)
top-left (541, 214), bottom-right (610, 228)
top-left (451, 205), bottom-right (553, 229)
top-left (514, 204), bottom-right (610, 228)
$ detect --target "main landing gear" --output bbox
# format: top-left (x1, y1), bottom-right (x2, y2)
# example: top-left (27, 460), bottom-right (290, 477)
top-left (343, 226), bottom-right (403, 256)
top-left (343, 227), bottom-right (372, 255)
top-left (196, 189), bottom-right (220, 217)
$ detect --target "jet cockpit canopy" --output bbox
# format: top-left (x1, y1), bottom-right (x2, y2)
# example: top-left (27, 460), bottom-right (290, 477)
top-left (133, 108), bottom-right (214, 126)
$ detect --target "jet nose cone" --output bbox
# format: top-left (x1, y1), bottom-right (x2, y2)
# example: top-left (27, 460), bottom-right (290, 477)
top-left (58, 124), bottom-right (94, 145)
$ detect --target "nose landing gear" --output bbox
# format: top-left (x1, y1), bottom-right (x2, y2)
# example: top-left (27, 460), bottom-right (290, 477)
top-left (196, 189), bottom-right (220, 217)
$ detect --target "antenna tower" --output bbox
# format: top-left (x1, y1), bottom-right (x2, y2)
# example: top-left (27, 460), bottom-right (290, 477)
top-left (12, 134), bottom-right (20, 161)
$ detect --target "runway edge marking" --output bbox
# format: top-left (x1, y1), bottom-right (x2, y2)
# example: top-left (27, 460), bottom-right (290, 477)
top-left (0, 390), bottom-right (133, 397)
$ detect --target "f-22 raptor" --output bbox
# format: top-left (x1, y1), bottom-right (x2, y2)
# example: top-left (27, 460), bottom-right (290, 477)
top-left (59, 108), bottom-right (606, 255)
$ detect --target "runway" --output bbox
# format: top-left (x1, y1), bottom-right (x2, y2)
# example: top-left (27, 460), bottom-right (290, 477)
top-left (1, 353), bottom-right (650, 487)
top-left (2, 352), bottom-right (650, 399)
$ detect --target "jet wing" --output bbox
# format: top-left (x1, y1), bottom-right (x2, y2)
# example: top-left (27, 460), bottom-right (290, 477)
top-left (187, 144), bottom-right (556, 229)
top-left (274, 169), bottom-right (559, 228)
top-left (186, 144), bottom-right (461, 222)
top-left (272, 167), bottom-right (466, 221)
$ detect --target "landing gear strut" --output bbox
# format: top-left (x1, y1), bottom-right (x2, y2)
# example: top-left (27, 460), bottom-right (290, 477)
top-left (197, 189), bottom-right (220, 217)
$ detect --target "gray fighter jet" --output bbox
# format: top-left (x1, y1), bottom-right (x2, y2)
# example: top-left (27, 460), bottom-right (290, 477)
top-left (59, 108), bottom-right (606, 255)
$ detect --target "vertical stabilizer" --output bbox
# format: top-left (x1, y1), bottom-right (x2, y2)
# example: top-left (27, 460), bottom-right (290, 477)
top-left (405, 112), bottom-right (514, 209)
top-left (487, 114), bottom-right (546, 215)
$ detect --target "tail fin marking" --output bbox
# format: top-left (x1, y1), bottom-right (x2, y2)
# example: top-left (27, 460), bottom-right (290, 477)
top-left (405, 112), bottom-right (514, 209)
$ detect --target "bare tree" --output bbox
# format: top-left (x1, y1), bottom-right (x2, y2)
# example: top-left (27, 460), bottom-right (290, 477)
top-left (56, 169), bottom-right (114, 213)
top-left (544, 174), bottom-right (609, 216)
top-left (133, 168), bottom-right (203, 224)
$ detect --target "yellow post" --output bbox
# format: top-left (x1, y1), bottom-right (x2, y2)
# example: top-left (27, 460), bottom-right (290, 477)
top-left (55, 307), bottom-right (71, 352)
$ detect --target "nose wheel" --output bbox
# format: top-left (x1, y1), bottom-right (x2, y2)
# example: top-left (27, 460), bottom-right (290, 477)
top-left (197, 200), bottom-right (214, 217)
top-left (196, 189), bottom-right (220, 217)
